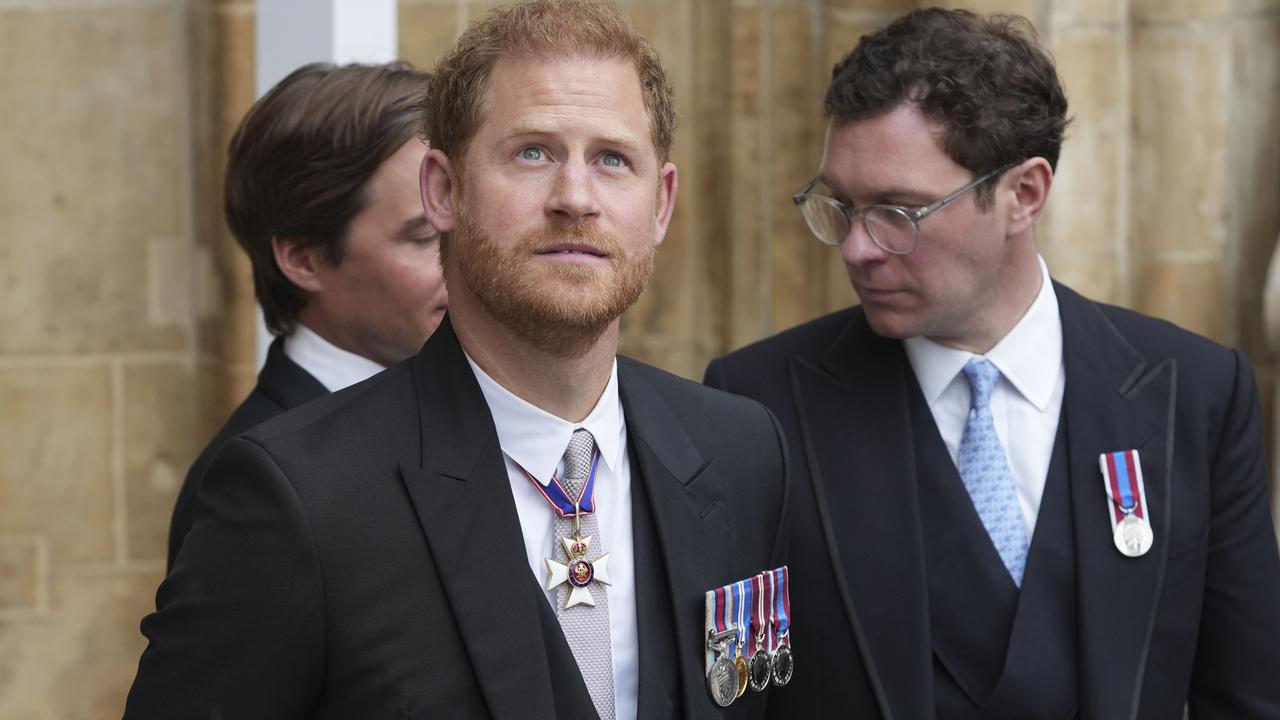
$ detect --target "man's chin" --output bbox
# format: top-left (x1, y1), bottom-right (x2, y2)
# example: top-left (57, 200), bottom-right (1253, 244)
top-left (862, 309), bottom-right (919, 341)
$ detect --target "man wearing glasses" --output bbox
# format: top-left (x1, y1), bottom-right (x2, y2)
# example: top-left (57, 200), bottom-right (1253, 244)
top-left (706, 7), bottom-right (1280, 719)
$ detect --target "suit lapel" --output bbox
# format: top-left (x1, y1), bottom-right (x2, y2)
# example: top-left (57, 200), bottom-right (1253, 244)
top-left (397, 318), bottom-right (564, 720)
top-left (789, 311), bottom-right (933, 720)
top-left (1057, 285), bottom-right (1172, 720)
top-left (617, 359), bottom-right (731, 719)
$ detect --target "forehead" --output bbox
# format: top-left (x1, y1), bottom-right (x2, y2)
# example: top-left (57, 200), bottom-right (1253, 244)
top-left (477, 55), bottom-right (651, 147)
top-left (818, 104), bottom-right (955, 189)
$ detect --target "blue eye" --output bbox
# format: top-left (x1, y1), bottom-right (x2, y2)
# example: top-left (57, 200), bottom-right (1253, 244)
top-left (602, 153), bottom-right (624, 168)
top-left (520, 147), bottom-right (543, 161)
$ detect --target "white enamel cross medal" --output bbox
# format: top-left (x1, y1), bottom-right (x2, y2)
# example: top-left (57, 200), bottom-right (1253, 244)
top-left (545, 532), bottom-right (612, 608)
top-left (527, 445), bottom-right (610, 608)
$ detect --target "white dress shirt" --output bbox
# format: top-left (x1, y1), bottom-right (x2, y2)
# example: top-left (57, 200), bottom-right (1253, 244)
top-left (464, 352), bottom-right (639, 720)
top-left (904, 256), bottom-right (1065, 539)
top-left (282, 323), bottom-right (385, 392)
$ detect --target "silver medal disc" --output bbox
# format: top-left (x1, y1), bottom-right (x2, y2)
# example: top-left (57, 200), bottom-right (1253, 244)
top-left (748, 649), bottom-right (772, 692)
top-left (771, 644), bottom-right (794, 686)
top-left (707, 655), bottom-right (738, 707)
top-left (1113, 513), bottom-right (1154, 557)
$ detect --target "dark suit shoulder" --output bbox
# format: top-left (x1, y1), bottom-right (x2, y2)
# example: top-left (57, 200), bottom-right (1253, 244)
top-left (1091, 298), bottom-right (1239, 369)
top-left (620, 355), bottom-right (782, 420)
top-left (705, 307), bottom-right (859, 395)
top-left (167, 384), bottom-right (298, 569)
top-left (723, 307), bottom-right (857, 365)
top-left (244, 361), bottom-right (414, 447)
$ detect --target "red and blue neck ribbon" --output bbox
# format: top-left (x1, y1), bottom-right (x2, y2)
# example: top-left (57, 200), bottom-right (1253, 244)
top-left (521, 451), bottom-right (600, 518)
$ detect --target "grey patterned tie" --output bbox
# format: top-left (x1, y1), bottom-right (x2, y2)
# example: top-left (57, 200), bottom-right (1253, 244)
top-left (554, 429), bottom-right (616, 720)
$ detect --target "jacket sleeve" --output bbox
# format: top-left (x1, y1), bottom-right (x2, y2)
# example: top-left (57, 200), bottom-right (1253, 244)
top-left (124, 436), bottom-right (325, 720)
top-left (1187, 350), bottom-right (1280, 718)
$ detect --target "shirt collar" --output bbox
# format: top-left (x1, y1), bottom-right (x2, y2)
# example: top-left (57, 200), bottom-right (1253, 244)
top-left (904, 255), bottom-right (1062, 411)
top-left (463, 351), bottom-right (624, 487)
top-left (282, 323), bottom-right (385, 392)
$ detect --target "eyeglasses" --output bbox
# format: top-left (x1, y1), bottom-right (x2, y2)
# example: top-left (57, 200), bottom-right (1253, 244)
top-left (791, 166), bottom-right (1010, 255)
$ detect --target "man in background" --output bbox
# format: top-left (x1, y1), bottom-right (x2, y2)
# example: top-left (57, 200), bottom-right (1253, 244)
top-left (707, 8), bottom-right (1280, 718)
top-left (166, 62), bottom-right (448, 568)
top-left (127, 2), bottom-right (786, 717)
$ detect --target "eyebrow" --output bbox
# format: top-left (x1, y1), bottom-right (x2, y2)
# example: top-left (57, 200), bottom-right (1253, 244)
top-left (816, 176), bottom-right (934, 206)
top-left (504, 121), bottom-right (645, 154)
top-left (395, 215), bottom-right (434, 240)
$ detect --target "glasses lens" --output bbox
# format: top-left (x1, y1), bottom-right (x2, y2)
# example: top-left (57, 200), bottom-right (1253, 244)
top-left (798, 197), bottom-right (849, 246)
top-left (865, 207), bottom-right (918, 254)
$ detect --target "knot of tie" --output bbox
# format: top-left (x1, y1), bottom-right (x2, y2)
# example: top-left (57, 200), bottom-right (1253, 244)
top-left (962, 358), bottom-right (1001, 410)
top-left (561, 429), bottom-right (596, 495)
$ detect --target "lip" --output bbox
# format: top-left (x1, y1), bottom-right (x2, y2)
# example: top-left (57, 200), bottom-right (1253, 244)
top-left (856, 286), bottom-right (900, 297)
top-left (533, 243), bottom-right (611, 266)
top-left (534, 243), bottom-right (608, 258)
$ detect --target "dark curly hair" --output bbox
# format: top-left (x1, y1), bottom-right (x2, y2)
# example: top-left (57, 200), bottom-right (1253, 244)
top-left (825, 8), bottom-right (1070, 207)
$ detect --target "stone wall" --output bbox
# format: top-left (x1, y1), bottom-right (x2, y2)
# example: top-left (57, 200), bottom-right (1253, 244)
top-left (0, 0), bottom-right (1276, 716)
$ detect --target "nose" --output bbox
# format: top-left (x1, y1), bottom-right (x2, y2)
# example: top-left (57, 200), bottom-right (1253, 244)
top-left (547, 160), bottom-right (600, 223)
top-left (840, 216), bottom-right (888, 268)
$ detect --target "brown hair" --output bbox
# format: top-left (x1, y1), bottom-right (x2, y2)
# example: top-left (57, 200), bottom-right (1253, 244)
top-left (825, 8), bottom-right (1070, 206)
top-left (225, 62), bottom-right (431, 336)
top-left (426, 0), bottom-right (676, 170)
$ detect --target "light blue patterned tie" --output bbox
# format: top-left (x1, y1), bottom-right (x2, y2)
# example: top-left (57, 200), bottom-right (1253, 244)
top-left (957, 359), bottom-right (1029, 587)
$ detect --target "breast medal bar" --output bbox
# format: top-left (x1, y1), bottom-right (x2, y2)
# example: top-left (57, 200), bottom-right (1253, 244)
top-left (702, 567), bottom-right (793, 706)
top-left (1099, 449), bottom-right (1154, 557)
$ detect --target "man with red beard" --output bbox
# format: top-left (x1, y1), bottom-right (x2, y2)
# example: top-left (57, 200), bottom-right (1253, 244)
top-left (124, 2), bottom-right (788, 719)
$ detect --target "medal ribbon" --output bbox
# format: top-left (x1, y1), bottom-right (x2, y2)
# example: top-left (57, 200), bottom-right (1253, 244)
top-left (520, 451), bottom-right (600, 518)
top-left (714, 585), bottom-right (729, 645)
top-left (750, 572), bottom-right (766, 656)
top-left (733, 579), bottom-right (751, 658)
top-left (1102, 450), bottom-right (1145, 523)
top-left (773, 566), bottom-right (790, 647)
top-left (765, 569), bottom-right (778, 653)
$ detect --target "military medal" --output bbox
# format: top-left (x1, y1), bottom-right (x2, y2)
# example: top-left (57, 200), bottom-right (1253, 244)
top-left (731, 579), bottom-right (751, 698)
top-left (704, 586), bottom-right (738, 707)
top-left (770, 566), bottom-right (794, 686)
top-left (1099, 450), bottom-right (1154, 558)
top-left (544, 534), bottom-right (611, 607)
top-left (748, 571), bottom-right (772, 691)
top-left (528, 453), bottom-right (612, 608)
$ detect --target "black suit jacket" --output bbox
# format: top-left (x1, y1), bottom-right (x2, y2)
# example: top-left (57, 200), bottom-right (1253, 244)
top-left (166, 337), bottom-right (328, 569)
top-left (706, 282), bottom-right (1280, 720)
top-left (128, 317), bottom-right (788, 719)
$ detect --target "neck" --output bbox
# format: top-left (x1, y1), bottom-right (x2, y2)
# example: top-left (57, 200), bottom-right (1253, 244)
top-left (450, 296), bottom-right (618, 423)
top-left (934, 244), bottom-right (1043, 355)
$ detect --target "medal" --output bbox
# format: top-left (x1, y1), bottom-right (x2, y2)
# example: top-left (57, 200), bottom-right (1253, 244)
top-left (1113, 513), bottom-right (1154, 557)
top-left (731, 578), bottom-right (752, 698)
top-left (748, 571), bottom-right (772, 691)
top-left (529, 453), bottom-right (612, 608)
top-left (707, 654), bottom-right (738, 707)
top-left (770, 566), bottom-right (793, 686)
top-left (544, 534), bottom-right (611, 607)
top-left (705, 586), bottom-right (738, 707)
top-left (1099, 450), bottom-right (1155, 558)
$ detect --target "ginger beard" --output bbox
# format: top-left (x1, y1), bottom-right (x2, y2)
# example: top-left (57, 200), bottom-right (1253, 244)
top-left (447, 192), bottom-right (656, 356)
